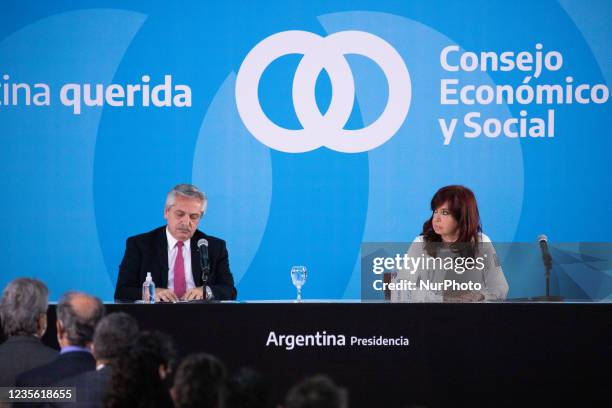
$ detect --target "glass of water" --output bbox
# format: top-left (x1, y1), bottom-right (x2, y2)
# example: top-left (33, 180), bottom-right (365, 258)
top-left (290, 265), bottom-right (308, 302)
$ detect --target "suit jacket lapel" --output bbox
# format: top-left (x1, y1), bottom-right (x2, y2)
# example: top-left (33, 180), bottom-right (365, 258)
top-left (157, 227), bottom-right (170, 288)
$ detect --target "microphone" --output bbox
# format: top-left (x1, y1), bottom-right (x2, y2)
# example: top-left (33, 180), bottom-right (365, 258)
top-left (538, 234), bottom-right (552, 270)
top-left (197, 238), bottom-right (210, 284)
top-left (531, 234), bottom-right (563, 301)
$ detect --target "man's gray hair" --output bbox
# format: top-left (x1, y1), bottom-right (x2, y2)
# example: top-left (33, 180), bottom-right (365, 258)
top-left (0, 278), bottom-right (49, 337)
top-left (165, 184), bottom-right (208, 214)
top-left (93, 312), bottom-right (139, 361)
top-left (57, 291), bottom-right (105, 347)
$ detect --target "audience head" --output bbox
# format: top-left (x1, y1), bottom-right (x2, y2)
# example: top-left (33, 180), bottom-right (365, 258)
top-left (172, 353), bottom-right (227, 408)
top-left (0, 278), bottom-right (49, 338)
top-left (285, 375), bottom-right (347, 408)
top-left (56, 291), bottom-right (105, 348)
top-left (105, 331), bottom-right (177, 408)
top-left (226, 367), bottom-right (272, 408)
top-left (92, 312), bottom-right (139, 364)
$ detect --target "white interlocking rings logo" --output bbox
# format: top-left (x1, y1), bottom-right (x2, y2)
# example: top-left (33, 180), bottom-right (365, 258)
top-left (235, 30), bottom-right (411, 153)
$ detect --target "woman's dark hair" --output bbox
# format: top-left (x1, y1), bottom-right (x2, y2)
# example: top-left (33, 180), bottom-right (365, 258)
top-left (421, 185), bottom-right (481, 256)
top-left (104, 331), bottom-right (177, 408)
top-left (173, 353), bottom-right (227, 408)
top-left (226, 367), bottom-right (273, 408)
top-left (285, 375), bottom-right (347, 408)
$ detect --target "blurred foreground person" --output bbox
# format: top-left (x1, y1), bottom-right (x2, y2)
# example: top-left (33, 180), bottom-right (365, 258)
top-left (172, 353), bottom-right (227, 408)
top-left (105, 331), bottom-right (176, 408)
top-left (16, 291), bottom-right (104, 387)
top-left (51, 312), bottom-right (139, 407)
top-left (0, 278), bottom-right (56, 386)
top-left (285, 375), bottom-right (348, 408)
top-left (226, 367), bottom-right (273, 408)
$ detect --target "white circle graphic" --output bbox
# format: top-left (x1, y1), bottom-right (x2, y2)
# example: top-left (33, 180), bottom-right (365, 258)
top-left (235, 30), bottom-right (411, 153)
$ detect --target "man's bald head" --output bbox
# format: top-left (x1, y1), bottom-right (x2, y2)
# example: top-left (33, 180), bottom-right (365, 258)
top-left (57, 292), bottom-right (105, 347)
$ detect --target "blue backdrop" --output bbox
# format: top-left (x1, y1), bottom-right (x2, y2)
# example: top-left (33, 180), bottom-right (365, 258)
top-left (0, 0), bottom-right (610, 300)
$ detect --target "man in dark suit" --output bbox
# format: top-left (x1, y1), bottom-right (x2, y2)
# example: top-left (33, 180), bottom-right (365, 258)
top-left (114, 184), bottom-right (237, 302)
top-left (0, 278), bottom-right (57, 386)
top-left (16, 291), bottom-right (105, 387)
top-left (50, 312), bottom-right (139, 408)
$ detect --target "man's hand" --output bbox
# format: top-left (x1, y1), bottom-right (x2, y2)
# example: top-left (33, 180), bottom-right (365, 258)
top-left (155, 288), bottom-right (179, 302)
top-left (182, 286), bottom-right (204, 301)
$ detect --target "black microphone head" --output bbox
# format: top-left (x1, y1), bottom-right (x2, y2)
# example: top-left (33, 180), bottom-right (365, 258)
top-left (197, 238), bottom-right (209, 248)
top-left (538, 234), bottom-right (552, 270)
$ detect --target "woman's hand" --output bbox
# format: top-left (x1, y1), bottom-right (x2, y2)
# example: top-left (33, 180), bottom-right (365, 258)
top-left (444, 290), bottom-right (485, 302)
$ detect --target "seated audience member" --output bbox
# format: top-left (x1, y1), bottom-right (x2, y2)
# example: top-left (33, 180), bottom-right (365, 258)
top-left (16, 291), bottom-right (104, 387)
top-left (226, 367), bottom-right (273, 408)
top-left (50, 312), bottom-right (139, 408)
top-left (172, 353), bottom-right (227, 408)
top-left (0, 278), bottom-right (57, 386)
top-left (285, 375), bottom-right (348, 408)
top-left (104, 331), bottom-right (176, 408)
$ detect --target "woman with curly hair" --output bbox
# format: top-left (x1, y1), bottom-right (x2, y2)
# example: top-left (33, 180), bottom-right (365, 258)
top-left (104, 331), bottom-right (176, 408)
top-left (391, 185), bottom-right (509, 302)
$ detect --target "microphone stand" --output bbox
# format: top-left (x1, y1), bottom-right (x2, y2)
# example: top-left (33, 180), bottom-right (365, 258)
top-left (531, 243), bottom-right (564, 302)
top-left (199, 247), bottom-right (214, 302)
